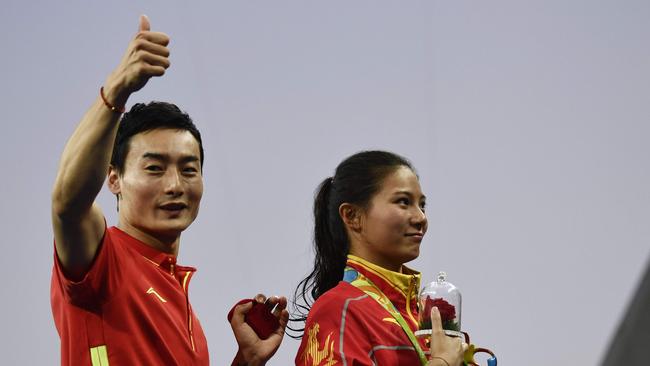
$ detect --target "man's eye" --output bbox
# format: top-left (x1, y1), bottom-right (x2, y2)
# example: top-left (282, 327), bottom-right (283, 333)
top-left (145, 166), bottom-right (162, 171)
top-left (420, 203), bottom-right (426, 213)
top-left (183, 167), bottom-right (198, 174)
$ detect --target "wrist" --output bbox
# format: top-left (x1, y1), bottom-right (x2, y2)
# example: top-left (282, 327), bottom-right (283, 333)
top-left (102, 75), bottom-right (129, 111)
top-left (231, 350), bottom-right (245, 366)
top-left (231, 350), bottom-right (263, 366)
top-left (429, 356), bottom-right (451, 366)
top-left (233, 349), bottom-right (266, 366)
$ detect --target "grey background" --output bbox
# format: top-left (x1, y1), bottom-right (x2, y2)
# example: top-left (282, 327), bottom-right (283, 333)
top-left (1, 1), bottom-right (648, 365)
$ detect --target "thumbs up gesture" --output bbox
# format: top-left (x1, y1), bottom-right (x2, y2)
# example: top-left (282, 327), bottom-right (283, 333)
top-left (103, 15), bottom-right (171, 109)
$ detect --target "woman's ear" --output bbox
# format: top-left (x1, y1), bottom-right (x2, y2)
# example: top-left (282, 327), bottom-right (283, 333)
top-left (339, 203), bottom-right (363, 232)
top-left (107, 165), bottom-right (121, 195)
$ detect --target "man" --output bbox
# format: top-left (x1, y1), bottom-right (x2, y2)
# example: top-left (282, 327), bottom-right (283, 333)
top-left (51, 15), bottom-right (288, 365)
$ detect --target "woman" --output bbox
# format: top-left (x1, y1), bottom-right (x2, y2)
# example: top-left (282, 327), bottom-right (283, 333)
top-left (293, 151), bottom-right (465, 366)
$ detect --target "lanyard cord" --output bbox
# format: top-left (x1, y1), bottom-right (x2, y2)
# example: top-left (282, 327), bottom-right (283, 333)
top-left (343, 267), bottom-right (428, 366)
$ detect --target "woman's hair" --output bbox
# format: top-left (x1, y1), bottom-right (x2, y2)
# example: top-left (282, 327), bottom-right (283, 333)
top-left (290, 150), bottom-right (414, 336)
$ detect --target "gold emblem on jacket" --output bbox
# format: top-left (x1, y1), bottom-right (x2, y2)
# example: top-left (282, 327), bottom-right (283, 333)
top-left (302, 323), bottom-right (337, 366)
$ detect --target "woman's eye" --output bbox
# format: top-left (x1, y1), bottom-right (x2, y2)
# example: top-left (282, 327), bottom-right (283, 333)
top-left (397, 198), bottom-right (410, 205)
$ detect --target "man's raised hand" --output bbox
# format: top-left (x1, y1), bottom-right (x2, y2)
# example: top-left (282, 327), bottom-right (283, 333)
top-left (103, 15), bottom-right (171, 109)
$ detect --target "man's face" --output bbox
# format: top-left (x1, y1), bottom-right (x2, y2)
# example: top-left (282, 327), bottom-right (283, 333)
top-left (110, 128), bottom-right (203, 243)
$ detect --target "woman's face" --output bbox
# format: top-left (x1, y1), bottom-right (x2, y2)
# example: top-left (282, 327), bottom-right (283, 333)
top-left (351, 166), bottom-right (427, 272)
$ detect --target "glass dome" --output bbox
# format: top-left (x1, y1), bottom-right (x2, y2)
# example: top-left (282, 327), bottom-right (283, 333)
top-left (417, 271), bottom-right (462, 338)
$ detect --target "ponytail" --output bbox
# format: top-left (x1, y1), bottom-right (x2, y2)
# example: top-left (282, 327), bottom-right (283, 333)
top-left (290, 177), bottom-right (348, 337)
top-left (313, 176), bottom-right (349, 301)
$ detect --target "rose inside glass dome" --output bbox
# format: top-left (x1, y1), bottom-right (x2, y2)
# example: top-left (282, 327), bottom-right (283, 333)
top-left (419, 296), bottom-right (460, 331)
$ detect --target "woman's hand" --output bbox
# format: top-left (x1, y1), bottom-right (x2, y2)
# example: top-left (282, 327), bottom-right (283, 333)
top-left (427, 307), bottom-right (467, 366)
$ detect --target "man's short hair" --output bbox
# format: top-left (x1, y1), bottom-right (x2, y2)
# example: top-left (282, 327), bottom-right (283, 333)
top-left (110, 101), bottom-right (205, 174)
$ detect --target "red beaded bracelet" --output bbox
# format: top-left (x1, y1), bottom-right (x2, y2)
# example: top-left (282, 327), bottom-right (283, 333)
top-left (100, 86), bottom-right (125, 113)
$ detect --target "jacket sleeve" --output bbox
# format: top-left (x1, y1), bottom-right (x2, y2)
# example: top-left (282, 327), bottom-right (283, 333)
top-left (52, 226), bottom-right (121, 308)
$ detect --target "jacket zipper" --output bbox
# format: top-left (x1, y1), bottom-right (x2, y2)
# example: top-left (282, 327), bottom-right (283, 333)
top-left (181, 271), bottom-right (196, 352)
top-left (405, 274), bottom-right (419, 328)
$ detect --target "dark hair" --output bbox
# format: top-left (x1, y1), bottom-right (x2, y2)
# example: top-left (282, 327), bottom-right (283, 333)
top-left (290, 150), bottom-right (415, 337)
top-left (110, 101), bottom-right (204, 174)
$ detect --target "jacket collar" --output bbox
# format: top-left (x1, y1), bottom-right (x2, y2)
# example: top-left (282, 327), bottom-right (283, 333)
top-left (110, 226), bottom-right (195, 274)
top-left (346, 254), bottom-right (420, 299)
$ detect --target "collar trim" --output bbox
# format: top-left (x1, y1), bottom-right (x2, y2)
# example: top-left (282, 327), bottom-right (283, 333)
top-left (347, 254), bottom-right (420, 297)
top-left (109, 227), bottom-right (195, 274)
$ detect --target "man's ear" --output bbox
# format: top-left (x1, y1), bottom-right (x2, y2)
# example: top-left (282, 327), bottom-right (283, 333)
top-left (339, 203), bottom-right (363, 232)
top-left (107, 165), bottom-right (121, 195)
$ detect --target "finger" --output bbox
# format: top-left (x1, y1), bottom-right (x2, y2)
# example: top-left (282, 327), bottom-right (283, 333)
top-left (254, 293), bottom-right (266, 303)
top-left (270, 309), bottom-right (289, 338)
top-left (430, 306), bottom-right (443, 332)
top-left (139, 14), bottom-right (150, 32)
top-left (429, 307), bottom-right (444, 347)
top-left (139, 52), bottom-right (170, 69)
top-left (265, 295), bottom-right (279, 311)
top-left (133, 39), bottom-right (170, 58)
top-left (272, 296), bottom-right (288, 317)
top-left (278, 309), bottom-right (289, 329)
top-left (138, 64), bottom-right (166, 77)
top-left (264, 295), bottom-right (285, 306)
top-left (265, 295), bottom-right (279, 306)
top-left (136, 31), bottom-right (170, 47)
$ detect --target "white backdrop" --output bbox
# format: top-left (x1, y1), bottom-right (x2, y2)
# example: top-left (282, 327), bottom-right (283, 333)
top-left (1, 1), bottom-right (648, 365)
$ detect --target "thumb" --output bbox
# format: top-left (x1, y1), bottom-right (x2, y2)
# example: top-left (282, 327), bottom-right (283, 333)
top-left (139, 14), bottom-right (150, 32)
top-left (430, 306), bottom-right (443, 332)
top-left (231, 301), bottom-right (253, 325)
